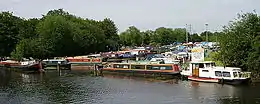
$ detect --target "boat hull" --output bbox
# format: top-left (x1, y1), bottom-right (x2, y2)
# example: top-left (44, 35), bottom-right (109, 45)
top-left (8, 63), bottom-right (41, 72)
top-left (103, 68), bottom-right (180, 75)
top-left (187, 76), bottom-right (219, 83)
top-left (221, 78), bottom-right (251, 85)
top-left (185, 76), bottom-right (251, 85)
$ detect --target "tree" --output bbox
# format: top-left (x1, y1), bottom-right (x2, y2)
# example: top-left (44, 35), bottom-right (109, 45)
top-left (0, 12), bottom-right (23, 56)
top-left (190, 33), bottom-right (203, 42)
top-left (154, 27), bottom-right (175, 45)
top-left (98, 18), bottom-right (119, 51)
top-left (173, 28), bottom-right (187, 42)
top-left (119, 26), bottom-right (142, 46)
top-left (36, 15), bottom-right (75, 57)
top-left (200, 31), bottom-right (214, 41)
top-left (141, 30), bottom-right (153, 45)
top-left (218, 12), bottom-right (260, 71)
top-left (18, 18), bottom-right (40, 39)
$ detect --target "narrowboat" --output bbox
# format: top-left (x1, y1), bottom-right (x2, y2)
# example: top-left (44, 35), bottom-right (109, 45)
top-left (42, 59), bottom-right (71, 70)
top-left (103, 60), bottom-right (181, 75)
top-left (66, 56), bottom-right (102, 65)
top-left (180, 61), bottom-right (251, 85)
top-left (0, 59), bottom-right (41, 72)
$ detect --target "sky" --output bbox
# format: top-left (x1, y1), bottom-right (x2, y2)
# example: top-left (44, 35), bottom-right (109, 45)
top-left (0, 0), bottom-right (259, 33)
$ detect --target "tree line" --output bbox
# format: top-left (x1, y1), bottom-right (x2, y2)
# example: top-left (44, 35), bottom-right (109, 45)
top-left (0, 9), bottom-right (119, 60)
top-left (119, 26), bottom-right (221, 46)
top-left (0, 9), bottom-right (259, 73)
top-left (0, 9), bottom-right (219, 59)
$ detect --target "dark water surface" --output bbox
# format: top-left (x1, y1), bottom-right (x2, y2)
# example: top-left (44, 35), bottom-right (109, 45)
top-left (1, 69), bottom-right (260, 104)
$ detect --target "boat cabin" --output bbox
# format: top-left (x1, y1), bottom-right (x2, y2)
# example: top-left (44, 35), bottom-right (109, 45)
top-left (42, 59), bottom-right (69, 65)
top-left (104, 61), bottom-right (180, 74)
top-left (182, 61), bottom-right (251, 79)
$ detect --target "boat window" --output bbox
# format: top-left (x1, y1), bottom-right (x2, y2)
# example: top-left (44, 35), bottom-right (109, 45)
top-left (215, 71), bottom-right (222, 77)
top-left (238, 72), bottom-right (241, 77)
top-left (233, 72), bottom-right (238, 77)
top-left (146, 65), bottom-right (151, 70)
top-left (205, 63), bottom-right (211, 68)
top-left (202, 70), bottom-right (209, 72)
top-left (113, 64), bottom-right (129, 69)
top-left (212, 63), bottom-right (216, 67)
top-left (147, 65), bottom-right (172, 70)
top-left (131, 65), bottom-right (145, 69)
top-left (199, 63), bottom-right (204, 68)
top-left (223, 71), bottom-right (231, 77)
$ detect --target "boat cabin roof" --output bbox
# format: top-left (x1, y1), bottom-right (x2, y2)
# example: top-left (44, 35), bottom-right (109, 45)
top-left (111, 62), bottom-right (174, 66)
top-left (190, 61), bottom-right (215, 64)
top-left (214, 67), bottom-right (241, 71)
top-left (42, 59), bottom-right (66, 62)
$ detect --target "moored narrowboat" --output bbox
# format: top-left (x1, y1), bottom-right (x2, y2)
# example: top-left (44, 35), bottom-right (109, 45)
top-left (103, 61), bottom-right (181, 75)
top-left (0, 59), bottom-right (41, 72)
top-left (42, 59), bottom-right (71, 70)
top-left (66, 57), bottom-right (102, 65)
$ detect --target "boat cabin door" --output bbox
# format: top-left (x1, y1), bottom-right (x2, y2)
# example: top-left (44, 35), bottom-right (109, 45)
top-left (192, 63), bottom-right (199, 77)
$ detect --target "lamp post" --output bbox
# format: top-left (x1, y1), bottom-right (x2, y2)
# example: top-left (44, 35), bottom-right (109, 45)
top-left (205, 23), bottom-right (209, 42)
top-left (186, 24), bottom-right (188, 43)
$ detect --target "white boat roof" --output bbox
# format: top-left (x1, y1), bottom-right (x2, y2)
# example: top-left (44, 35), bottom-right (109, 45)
top-left (214, 66), bottom-right (241, 70)
top-left (190, 61), bottom-right (215, 64)
top-left (43, 59), bottom-right (66, 61)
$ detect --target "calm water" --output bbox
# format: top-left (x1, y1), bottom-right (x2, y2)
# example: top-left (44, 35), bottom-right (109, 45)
top-left (1, 69), bottom-right (260, 104)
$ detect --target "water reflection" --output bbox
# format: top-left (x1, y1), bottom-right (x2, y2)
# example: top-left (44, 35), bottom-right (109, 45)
top-left (0, 70), bottom-right (260, 104)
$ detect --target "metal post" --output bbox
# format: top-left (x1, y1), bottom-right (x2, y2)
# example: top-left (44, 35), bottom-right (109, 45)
top-left (94, 64), bottom-right (96, 76)
top-left (186, 24), bottom-right (188, 43)
top-left (205, 23), bottom-right (209, 42)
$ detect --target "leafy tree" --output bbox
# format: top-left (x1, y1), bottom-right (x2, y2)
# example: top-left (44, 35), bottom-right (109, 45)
top-left (154, 27), bottom-right (175, 45)
top-left (119, 26), bottom-right (142, 46)
top-left (0, 12), bottom-right (23, 56)
top-left (218, 12), bottom-right (260, 71)
top-left (18, 18), bottom-right (40, 39)
top-left (36, 15), bottom-right (75, 57)
top-left (98, 18), bottom-right (119, 51)
top-left (141, 30), bottom-right (153, 45)
top-left (173, 28), bottom-right (187, 42)
top-left (190, 33), bottom-right (203, 42)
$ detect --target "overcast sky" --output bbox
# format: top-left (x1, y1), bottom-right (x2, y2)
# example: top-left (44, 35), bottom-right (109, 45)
top-left (0, 0), bottom-right (259, 33)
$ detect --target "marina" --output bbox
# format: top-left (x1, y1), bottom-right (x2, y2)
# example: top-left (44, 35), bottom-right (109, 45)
top-left (0, 43), bottom-right (254, 85)
top-left (1, 2), bottom-right (260, 104)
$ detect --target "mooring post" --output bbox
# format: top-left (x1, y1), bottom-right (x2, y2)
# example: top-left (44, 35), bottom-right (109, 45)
top-left (93, 64), bottom-right (96, 76)
top-left (39, 60), bottom-right (45, 73)
top-left (57, 62), bottom-right (61, 71)
top-left (100, 64), bottom-right (103, 76)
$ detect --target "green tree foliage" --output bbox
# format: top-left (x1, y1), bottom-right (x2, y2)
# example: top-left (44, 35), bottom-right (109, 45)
top-left (36, 15), bottom-right (75, 57)
top-left (190, 33), bottom-right (203, 42)
top-left (18, 18), bottom-right (40, 39)
top-left (173, 28), bottom-right (187, 42)
top-left (7, 9), bottom-right (113, 59)
top-left (218, 12), bottom-right (260, 71)
top-left (119, 27), bottom-right (188, 46)
top-left (141, 30), bottom-right (153, 45)
top-left (0, 12), bottom-right (23, 56)
top-left (199, 31), bottom-right (221, 42)
top-left (154, 27), bottom-right (174, 45)
top-left (119, 26), bottom-right (143, 46)
top-left (98, 18), bottom-right (119, 51)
